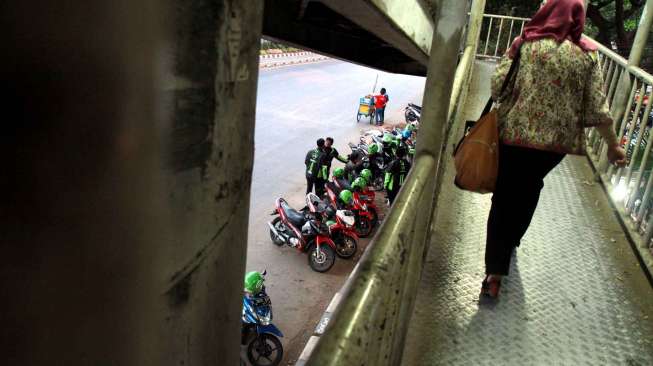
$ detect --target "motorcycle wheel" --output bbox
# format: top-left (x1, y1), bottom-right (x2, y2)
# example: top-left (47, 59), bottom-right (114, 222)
top-left (355, 216), bottom-right (373, 238)
top-left (269, 217), bottom-right (284, 246)
top-left (334, 233), bottom-right (357, 259)
top-left (307, 242), bottom-right (336, 273)
top-left (246, 333), bottom-right (283, 366)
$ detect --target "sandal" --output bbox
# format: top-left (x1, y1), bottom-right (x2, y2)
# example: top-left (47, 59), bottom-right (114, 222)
top-left (480, 275), bottom-right (501, 298)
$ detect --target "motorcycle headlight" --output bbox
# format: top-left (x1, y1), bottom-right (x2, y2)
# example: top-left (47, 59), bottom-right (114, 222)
top-left (258, 313), bottom-right (271, 326)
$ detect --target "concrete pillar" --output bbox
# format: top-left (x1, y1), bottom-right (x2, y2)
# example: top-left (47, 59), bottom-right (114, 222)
top-left (0, 1), bottom-right (263, 365)
top-left (158, 1), bottom-right (263, 365)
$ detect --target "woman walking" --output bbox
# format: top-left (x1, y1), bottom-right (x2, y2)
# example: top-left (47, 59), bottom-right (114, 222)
top-left (482, 0), bottom-right (627, 298)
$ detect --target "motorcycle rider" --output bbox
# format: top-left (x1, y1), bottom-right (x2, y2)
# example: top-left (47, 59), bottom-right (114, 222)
top-left (305, 138), bottom-right (328, 196)
top-left (330, 167), bottom-right (352, 192)
top-left (344, 150), bottom-right (364, 182)
top-left (399, 129), bottom-right (415, 161)
top-left (384, 145), bottom-right (411, 205)
top-left (351, 177), bottom-right (367, 193)
top-left (337, 189), bottom-right (354, 210)
top-left (365, 144), bottom-right (383, 181)
top-left (381, 134), bottom-right (396, 165)
top-left (359, 169), bottom-right (373, 189)
top-left (244, 271), bottom-right (265, 295)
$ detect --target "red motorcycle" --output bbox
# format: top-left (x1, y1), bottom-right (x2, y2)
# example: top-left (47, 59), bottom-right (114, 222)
top-left (325, 185), bottom-right (375, 238)
top-left (354, 189), bottom-right (379, 228)
top-left (268, 197), bottom-right (336, 272)
top-left (305, 193), bottom-right (358, 259)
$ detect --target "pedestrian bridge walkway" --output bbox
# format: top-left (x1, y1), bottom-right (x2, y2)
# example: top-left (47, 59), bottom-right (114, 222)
top-left (306, 32), bottom-right (653, 365)
top-left (401, 61), bottom-right (653, 365)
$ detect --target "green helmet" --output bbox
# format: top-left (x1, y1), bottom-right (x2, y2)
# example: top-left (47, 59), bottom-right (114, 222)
top-left (333, 167), bottom-right (345, 178)
top-left (382, 134), bottom-right (393, 144)
top-left (367, 143), bottom-right (379, 155)
top-left (339, 189), bottom-right (353, 205)
top-left (360, 169), bottom-right (372, 181)
top-left (244, 271), bottom-right (264, 294)
top-left (407, 123), bottom-right (416, 132)
top-left (352, 177), bottom-right (367, 191)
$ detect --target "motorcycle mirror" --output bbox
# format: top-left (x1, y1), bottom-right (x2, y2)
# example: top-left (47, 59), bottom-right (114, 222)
top-left (262, 269), bottom-right (267, 276)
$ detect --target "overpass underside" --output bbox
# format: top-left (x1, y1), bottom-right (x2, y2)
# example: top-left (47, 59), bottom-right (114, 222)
top-left (401, 61), bottom-right (653, 365)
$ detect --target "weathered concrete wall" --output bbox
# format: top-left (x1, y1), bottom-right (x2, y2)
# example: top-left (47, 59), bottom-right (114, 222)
top-left (159, 0), bottom-right (262, 364)
top-left (0, 0), bottom-right (262, 365)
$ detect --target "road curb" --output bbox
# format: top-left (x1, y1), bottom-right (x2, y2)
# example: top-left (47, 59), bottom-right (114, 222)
top-left (259, 52), bottom-right (329, 70)
top-left (294, 261), bottom-right (361, 365)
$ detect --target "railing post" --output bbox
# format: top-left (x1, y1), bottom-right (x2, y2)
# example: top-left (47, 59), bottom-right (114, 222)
top-left (596, 0), bottom-right (653, 174)
top-left (628, 0), bottom-right (653, 67)
top-left (465, 0), bottom-right (487, 53)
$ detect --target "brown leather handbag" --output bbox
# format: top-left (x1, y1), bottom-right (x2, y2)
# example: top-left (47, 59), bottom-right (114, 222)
top-left (453, 50), bottom-right (521, 193)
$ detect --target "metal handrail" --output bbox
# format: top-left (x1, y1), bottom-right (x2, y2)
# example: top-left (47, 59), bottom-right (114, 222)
top-left (585, 34), bottom-right (653, 269)
top-left (304, 4), bottom-right (653, 366)
top-left (304, 0), bottom-right (475, 364)
top-left (481, 13), bottom-right (530, 21)
top-left (477, 14), bottom-right (529, 59)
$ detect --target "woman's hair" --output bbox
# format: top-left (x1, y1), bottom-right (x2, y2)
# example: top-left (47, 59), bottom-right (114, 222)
top-left (509, 0), bottom-right (596, 58)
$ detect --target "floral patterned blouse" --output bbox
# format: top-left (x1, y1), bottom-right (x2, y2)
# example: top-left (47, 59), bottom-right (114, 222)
top-left (491, 38), bottom-right (613, 155)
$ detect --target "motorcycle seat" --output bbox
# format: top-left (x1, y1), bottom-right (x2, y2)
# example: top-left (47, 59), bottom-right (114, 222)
top-left (281, 201), bottom-right (306, 228)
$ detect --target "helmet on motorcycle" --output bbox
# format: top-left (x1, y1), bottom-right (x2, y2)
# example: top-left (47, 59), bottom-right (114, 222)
top-left (339, 189), bottom-right (353, 205)
top-left (382, 134), bottom-right (393, 144)
top-left (244, 271), bottom-right (264, 294)
top-left (333, 167), bottom-right (345, 178)
top-left (407, 123), bottom-right (417, 132)
top-left (360, 169), bottom-right (372, 182)
top-left (402, 129), bottom-right (411, 140)
top-left (352, 177), bottom-right (367, 191)
top-left (367, 143), bottom-right (379, 155)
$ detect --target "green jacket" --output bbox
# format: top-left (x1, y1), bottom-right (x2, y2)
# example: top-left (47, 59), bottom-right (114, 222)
top-left (384, 158), bottom-right (411, 191)
top-left (305, 148), bottom-right (328, 179)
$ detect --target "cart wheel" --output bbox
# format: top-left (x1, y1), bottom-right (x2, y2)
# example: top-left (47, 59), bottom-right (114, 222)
top-left (357, 113), bottom-right (362, 122)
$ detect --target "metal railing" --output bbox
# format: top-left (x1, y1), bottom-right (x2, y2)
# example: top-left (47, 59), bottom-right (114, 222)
top-left (304, 0), bottom-right (475, 365)
top-left (305, 3), bottom-right (653, 365)
top-left (586, 40), bottom-right (653, 268)
top-left (477, 13), bottom-right (529, 59)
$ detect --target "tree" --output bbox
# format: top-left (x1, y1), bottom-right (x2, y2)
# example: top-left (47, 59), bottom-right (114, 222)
top-left (484, 0), bottom-right (652, 71)
top-left (585, 0), bottom-right (645, 56)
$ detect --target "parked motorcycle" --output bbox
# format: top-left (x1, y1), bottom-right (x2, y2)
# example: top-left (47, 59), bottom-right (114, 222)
top-left (268, 198), bottom-right (337, 272)
top-left (405, 102), bottom-right (421, 123)
top-left (242, 271), bottom-right (283, 366)
top-left (354, 189), bottom-right (379, 228)
top-left (325, 185), bottom-right (375, 238)
top-left (348, 138), bottom-right (386, 191)
top-left (305, 193), bottom-right (358, 259)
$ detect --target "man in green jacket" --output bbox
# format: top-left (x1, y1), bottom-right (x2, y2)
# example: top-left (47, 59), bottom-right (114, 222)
top-left (384, 146), bottom-right (411, 205)
top-left (305, 138), bottom-right (328, 196)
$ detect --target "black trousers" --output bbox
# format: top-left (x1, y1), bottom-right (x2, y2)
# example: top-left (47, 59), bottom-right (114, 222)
top-left (387, 187), bottom-right (400, 205)
top-left (306, 176), bottom-right (325, 197)
top-left (485, 144), bottom-right (565, 275)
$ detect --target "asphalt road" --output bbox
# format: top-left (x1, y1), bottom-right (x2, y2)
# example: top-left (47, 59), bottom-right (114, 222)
top-left (245, 59), bottom-right (424, 363)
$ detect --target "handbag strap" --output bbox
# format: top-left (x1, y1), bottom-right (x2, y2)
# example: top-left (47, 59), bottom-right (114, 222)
top-left (480, 48), bottom-right (522, 116)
